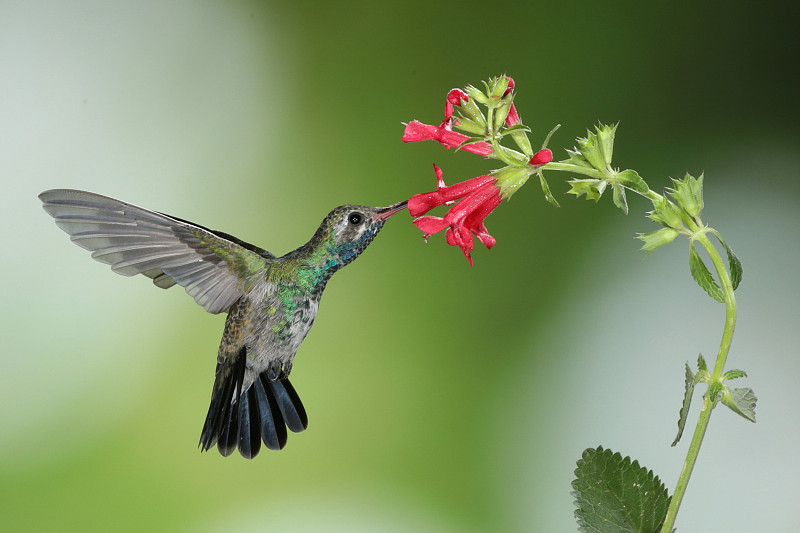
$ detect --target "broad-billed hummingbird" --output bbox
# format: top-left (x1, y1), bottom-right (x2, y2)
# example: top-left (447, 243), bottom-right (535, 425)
top-left (39, 189), bottom-right (406, 458)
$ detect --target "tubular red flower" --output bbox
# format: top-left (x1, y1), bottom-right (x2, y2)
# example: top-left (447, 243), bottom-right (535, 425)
top-left (402, 121), bottom-right (493, 156)
top-left (409, 165), bottom-right (501, 265)
top-left (408, 165), bottom-right (495, 217)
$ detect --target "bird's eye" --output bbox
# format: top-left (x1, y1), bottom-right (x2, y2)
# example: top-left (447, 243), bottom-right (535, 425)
top-left (348, 212), bottom-right (363, 225)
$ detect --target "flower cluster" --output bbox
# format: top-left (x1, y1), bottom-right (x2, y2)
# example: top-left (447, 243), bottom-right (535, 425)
top-left (402, 76), bottom-right (555, 265)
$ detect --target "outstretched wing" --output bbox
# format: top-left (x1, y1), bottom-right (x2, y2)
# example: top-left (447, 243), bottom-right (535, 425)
top-left (39, 189), bottom-right (274, 314)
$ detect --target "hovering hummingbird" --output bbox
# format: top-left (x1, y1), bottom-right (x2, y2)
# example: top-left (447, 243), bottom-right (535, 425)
top-left (39, 189), bottom-right (407, 458)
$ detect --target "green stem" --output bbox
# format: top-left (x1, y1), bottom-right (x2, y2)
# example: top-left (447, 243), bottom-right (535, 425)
top-left (544, 162), bottom-right (609, 181)
top-left (660, 232), bottom-right (737, 533)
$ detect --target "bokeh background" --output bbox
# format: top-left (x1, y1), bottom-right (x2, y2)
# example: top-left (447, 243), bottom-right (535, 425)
top-left (2, 1), bottom-right (798, 531)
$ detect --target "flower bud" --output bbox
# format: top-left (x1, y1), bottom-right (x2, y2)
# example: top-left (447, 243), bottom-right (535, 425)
top-left (668, 173), bottom-right (704, 219)
top-left (446, 89), bottom-right (469, 107)
top-left (530, 148), bottom-right (553, 167)
top-left (637, 227), bottom-right (679, 253)
top-left (490, 76), bottom-right (510, 99)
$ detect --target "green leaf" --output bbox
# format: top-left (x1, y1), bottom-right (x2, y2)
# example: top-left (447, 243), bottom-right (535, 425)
top-left (538, 174), bottom-right (560, 207)
top-left (689, 243), bottom-right (724, 302)
top-left (672, 363), bottom-right (697, 447)
top-left (723, 369), bottom-right (747, 381)
top-left (573, 446), bottom-right (671, 533)
top-left (647, 196), bottom-right (684, 230)
top-left (637, 228), bottom-right (679, 253)
top-left (617, 169), bottom-right (649, 195)
top-left (721, 387), bottom-right (757, 422)
top-left (697, 353), bottom-right (708, 373)
top-left (595, 123), bottom-right (617, 169)
top-left (500, 124), bottom-right (531, 136)
top-left (562, 148), bottom-right (596, 170)
top-left (567, 179), bottom-right (605, 202)
top-left (711, 232), bottom-right (743, 291)
top-left (612, 184), bottom-right (629, 214)
top-left (576, 129), bottom-right (608, 173)
top-left (707, 381), bottom-right (723, 404)
top-left (667, 173), bottom-right (704, 218)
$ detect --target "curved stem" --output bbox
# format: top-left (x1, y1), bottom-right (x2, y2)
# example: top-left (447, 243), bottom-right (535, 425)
top-left (660, 232), bottom-right (737, 532)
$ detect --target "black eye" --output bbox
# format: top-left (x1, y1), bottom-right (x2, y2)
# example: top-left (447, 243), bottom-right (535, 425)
top-left (348, 212), bottom-right (363, 225)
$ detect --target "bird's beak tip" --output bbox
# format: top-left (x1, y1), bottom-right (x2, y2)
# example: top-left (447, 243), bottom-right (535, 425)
top-left (377, 200), bottom-right (408, 220)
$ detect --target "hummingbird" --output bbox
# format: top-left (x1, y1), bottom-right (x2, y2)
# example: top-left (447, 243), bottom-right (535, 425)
top-left (39, 189), bottom-right (407, 459)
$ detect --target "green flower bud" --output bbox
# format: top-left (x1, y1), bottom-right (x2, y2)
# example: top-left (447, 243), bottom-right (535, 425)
top-left (464, 84), bottom-right (489, 105)
top-left (489, 76), bottom-right (510, 99)
top-left (637, 227), bottom-right (679, 252)
top-left (668, 173), bottom-right (704, 218)
top-left (648, 196), bottom-right (684, 230)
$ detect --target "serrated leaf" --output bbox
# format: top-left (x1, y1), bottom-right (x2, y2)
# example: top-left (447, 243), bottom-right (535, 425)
top-left (672, 363), bottom-right (696, 447)
top-left (573, 446), bottom-right (671, 533)
top-left (596, 123), bottom-right (617, 168)
top-left (723, 387), bottom-right (757, 422)
top-left (568, 179), bottom-right (605, 201)
top-left (612, 184), bottom-right (629, 214)
top-left (689, 244), bottom-right (724, 302)
top-left (577, 130), bottom-right (608, 172)
top-left (707, 381), bottom-right (723, 404)
top-left (697, 353), bottom-right (708, 373)
top-left (562, 148), bottom-right (595, 170)
top-left (711, 233), bottom-right (743, 291)
top-left (723, 369), bottom-right (747, 381)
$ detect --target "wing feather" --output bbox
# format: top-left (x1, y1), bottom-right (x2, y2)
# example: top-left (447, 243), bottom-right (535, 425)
top-left (40, 189), bottom-right (274, 314)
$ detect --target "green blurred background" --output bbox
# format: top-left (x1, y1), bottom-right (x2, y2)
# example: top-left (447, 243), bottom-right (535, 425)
top-left (2, 1), bottom-right (798, 531)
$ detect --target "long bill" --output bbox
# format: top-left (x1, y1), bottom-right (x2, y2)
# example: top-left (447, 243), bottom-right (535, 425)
top-left (375, 200), bottom-right (408, 221)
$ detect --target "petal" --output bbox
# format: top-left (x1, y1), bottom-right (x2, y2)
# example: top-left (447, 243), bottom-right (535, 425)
top-left (445, 226), bottom-right (474, 266)
top-left (408, 172), bottom-right (497, 217)
top-left (401, 121), bottom-right (493, 155)
top-left (444, 182), bottom-right (501, 224)
top-left (402, 121), bottom-right (441, 143)
top-left (437, 175), bottom-right (496, 203)
top-left (503, 77), bottom-right (515, 96)
top-left (446, 223), bottom-right (474, 251)
top-left (502, 78), bottom-right (520, 126)
top-left (412, 216), bottom-right (449, 236)
top-left (447, 89), bottom-right (469, 106)
top-left (505, 103), bottom-right (521, 127)
top-left (437, 129), bottom-right (493, 155)
top-left (408, 192), bottom-right (442, 217)
top-left (464, 193), bottom-right (501, 249)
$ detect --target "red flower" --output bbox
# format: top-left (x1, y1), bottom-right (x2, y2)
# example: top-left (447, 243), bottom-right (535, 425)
top-left (403, 77), bottom-right (556, 265)
top-left (444, 88), bottom-right (469, 124)
top-left (402, 87), bottom-right (493, 156)
top-left (503, 77), bottom-right (521, 127)
top-left (402, 121), bottom-right (493, 156)
top-left (409, 164), bottom-right (501, 266)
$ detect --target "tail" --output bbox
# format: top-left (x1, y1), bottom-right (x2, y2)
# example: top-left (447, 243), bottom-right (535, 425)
top-left (199, 346), bottom-right (308, 459)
